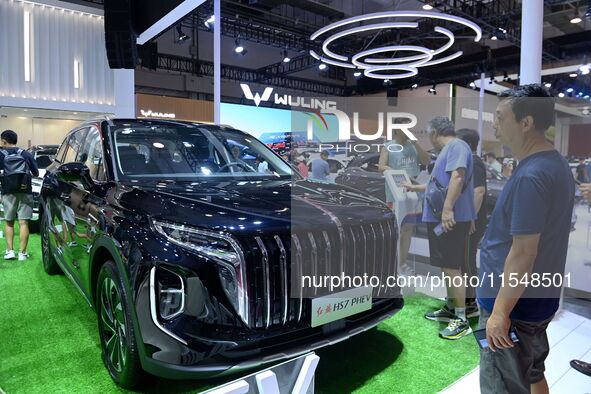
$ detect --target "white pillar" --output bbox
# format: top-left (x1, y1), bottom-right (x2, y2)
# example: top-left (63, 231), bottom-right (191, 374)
top-left (519, 0), bottom-right (543, 85)
top-left (213, 0), bottom-right (221, 124)
top-left (113, 69), bottom-right (135, 118)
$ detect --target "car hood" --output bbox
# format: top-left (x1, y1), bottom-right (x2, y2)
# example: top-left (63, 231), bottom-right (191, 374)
top-left (112, 179), bottom-right (393, 233)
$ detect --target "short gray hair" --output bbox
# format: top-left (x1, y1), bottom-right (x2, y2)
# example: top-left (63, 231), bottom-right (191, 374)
top-left (427, 116), bottom-right (455, 137)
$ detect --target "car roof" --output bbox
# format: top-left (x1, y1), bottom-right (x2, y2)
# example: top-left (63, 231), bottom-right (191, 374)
top-left (96, 118), bottom-right (240, 133)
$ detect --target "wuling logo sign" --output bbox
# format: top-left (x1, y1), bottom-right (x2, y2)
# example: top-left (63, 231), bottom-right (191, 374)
top-left (240, 83), bottom-right (337, 110)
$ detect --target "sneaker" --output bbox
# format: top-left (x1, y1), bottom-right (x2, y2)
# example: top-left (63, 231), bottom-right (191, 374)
top-left (466, 303), bottom-right (479, 319)
top-left (439, 319), bottom-right (473, 340)
top-left (425, 305), bottom-right (457, 322)
top-left (4, 250), bottom-right (16, 260)
top-left (18, 252), bottom-right (29, 261)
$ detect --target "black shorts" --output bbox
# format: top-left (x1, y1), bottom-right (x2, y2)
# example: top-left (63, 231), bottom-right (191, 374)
top-left (427, 221), bottom-right (470, 270)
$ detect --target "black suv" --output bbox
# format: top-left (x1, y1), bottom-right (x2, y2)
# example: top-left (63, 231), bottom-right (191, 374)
top-left (40, 118), bottom-right (402, 388)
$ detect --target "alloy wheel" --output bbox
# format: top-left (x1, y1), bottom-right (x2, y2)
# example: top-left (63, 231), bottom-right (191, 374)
top-left (99, 277), bottom-right (127, 373)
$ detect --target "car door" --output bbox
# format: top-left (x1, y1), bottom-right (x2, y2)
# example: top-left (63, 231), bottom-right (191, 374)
top-left (45, 127), bottom-right (88, 287)
top-left (69, 126), bottom-right (108, 294)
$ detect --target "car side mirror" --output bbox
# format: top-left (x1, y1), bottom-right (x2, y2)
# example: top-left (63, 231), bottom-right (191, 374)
top-left (56, 162), bottom-right (94, 188)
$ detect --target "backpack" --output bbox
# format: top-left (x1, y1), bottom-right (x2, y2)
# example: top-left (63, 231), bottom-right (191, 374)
top-left (1, 149), bottom-right (31, 194)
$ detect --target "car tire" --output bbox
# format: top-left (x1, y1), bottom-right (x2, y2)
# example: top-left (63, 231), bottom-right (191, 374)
top-left (41, 213), bottom-right (62, 275)
top-left (29, 218), bottom-right (40, 234)
top-left (96, 261), bottom-right (143, 389)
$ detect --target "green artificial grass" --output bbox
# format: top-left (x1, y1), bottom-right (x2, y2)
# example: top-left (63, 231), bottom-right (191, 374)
top-left (0, 231), bottom-right (479, 394)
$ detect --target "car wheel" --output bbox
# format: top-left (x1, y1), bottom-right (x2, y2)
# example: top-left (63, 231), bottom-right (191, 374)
top-left (96, 261), bottom-right (143, 389)
top-left (41, 213), bottom-right (62, 275)
top-left (29, 218), bottom-right (40, 234)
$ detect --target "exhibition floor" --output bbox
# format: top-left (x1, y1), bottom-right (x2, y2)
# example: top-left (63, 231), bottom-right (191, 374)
top-left (0, 231), bottom-right (480, 394)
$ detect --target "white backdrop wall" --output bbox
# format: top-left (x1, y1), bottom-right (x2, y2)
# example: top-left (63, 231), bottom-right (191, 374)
top-left (0, 0), bottom-right (116, 113)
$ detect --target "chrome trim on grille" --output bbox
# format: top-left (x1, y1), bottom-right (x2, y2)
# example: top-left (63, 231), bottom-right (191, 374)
top-left (291, 234), bottom-right (304, 322)
top-left (376, 221), bottom-right (386, 297)
top-left (322, 231), bottom-right (332, 278)
top-left (274, 235), bottom-right (289, 325)
top-left (307, 232), bottom-right (318, 296)
top-left (348, 226), bottom-right (357, 277)
top-left (255, 237), bottom-right (271, 329)
top-left (359, 225), bottom-right (368, 275)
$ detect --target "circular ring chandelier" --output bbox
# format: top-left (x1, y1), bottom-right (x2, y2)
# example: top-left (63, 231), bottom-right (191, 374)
top-left (309, 11), bottom-right (482, 80)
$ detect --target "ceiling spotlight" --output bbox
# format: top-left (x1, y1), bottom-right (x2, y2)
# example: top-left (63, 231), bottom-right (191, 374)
top-left (469, 81), bottom-right (476, 89)
top-left (503, 71), bottom-right (511, 82)
top-left (585, 95), bottom-right (590, 99)
top-left (354, 70), bottom-right (362, 78)
top-left (544, 82), bottom-right (552, 88)
top-left (583, 108), bottom-right (590, 115)
top-left (204, 15), bottom-right (214, 29)
top-left (422, 1), bottom-right (434, 10)
top-left (282, 50), bottom-right (290, 63)
top-left (570, 72), bottom-right (578, 78)
top-left (319, 63), bottom-right (327, 70)
top-left (428, 83), bottom-right (437, 94)
top-left (558, 92), bottom-right (565, 98)
top-left (411, 83), bottom-right (419, 89)
top-left (577, 92), bottom-right (584, 96)
top-left (383, 79), bottom-right (392, 86)
top-left (579, 64), bottom-right (590, 75)
top-left (586, 4), bottom-right (591, 18)
top-left (567, 87), bottom-right (575, 93)
top-left (234, 39), bottom-right (245, 54)
top-left (571, 8), bottom-right (582, 24)
top-left (176, 25), bottom-right (190, 43)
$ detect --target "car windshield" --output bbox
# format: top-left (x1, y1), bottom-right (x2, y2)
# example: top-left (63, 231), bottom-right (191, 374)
top-left (112, 124), bottom-right (294, 180)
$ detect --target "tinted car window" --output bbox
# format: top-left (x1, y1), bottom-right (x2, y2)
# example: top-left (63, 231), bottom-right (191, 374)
top-left (62, 128), bottom-right (88, 164)
top-left (35, 155), bottom-right (53, 169)
top-left (112, 125), bottom-right (293, 180)
top-left (78, 127), bottom-right (106, 181)
top-left (55, 141), bottom-right (68, 163)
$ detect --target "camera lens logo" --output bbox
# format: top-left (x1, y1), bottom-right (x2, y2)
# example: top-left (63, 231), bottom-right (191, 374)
top-left (309, 11), bottom-right (482, 80)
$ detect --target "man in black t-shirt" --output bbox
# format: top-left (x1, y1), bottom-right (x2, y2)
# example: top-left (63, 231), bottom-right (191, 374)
top-left (457, 129), bottom-right (487, 315)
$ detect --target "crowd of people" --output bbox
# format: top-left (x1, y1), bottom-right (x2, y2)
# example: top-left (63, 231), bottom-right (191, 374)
top-left (390, 84), bottom-right (590, 393)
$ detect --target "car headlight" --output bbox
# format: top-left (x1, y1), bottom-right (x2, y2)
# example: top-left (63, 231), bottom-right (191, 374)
top-left (152, 220), bottom-right (249, 326)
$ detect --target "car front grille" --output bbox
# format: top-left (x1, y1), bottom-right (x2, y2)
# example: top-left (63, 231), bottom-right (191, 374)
top-left (238, 219), bottom-right (398, 329)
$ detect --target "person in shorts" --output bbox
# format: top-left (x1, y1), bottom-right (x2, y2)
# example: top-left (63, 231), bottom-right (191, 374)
top-left (477, 85), bottom-right (575, 394)
top-left (457, 128), bottom-right (488, 314)
top-left (405, 117), bottom-right (476, 339)
top-left (0, 130), bottom-right (39, 261)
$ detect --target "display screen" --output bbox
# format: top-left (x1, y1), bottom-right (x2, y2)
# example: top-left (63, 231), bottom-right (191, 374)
top-left (220, 103), bottom-right (339, 142)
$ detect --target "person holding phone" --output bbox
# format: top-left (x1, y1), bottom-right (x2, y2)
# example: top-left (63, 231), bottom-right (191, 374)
top-left (405, 117), bottom-right (476, 340)
top-left (477, 85), bottom-right (575, 394)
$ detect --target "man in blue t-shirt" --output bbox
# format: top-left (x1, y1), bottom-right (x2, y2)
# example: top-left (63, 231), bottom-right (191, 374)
top-left (310, 150), bottom-right (330, 181)
top-left (477, 85), bottom-right (575, 394)
top-left (405, 117), bottom-right (476, 340)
